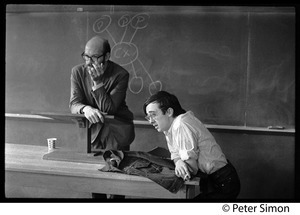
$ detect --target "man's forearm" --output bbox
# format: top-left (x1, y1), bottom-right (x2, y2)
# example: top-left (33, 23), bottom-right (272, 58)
top-left (184, 159), bottom-right (198, 175)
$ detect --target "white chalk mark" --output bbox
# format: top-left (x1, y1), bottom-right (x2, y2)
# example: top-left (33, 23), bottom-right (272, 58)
top-left (136, 58), bottom-right (162, 94)
top-left (130, 13), bottom-right (150, 29)
top-left (137, 58), bottom-right (153, 82)
top-left (119, 14), bottom-right (131, 43)
top-left (130, 62), bottom-right (137, 77)
top-left (110, 5), bottom-right (114, 14)
top-left (93, 15), bottom-right (111, 33)
top-left (129, 76), bottom-right (144, 94)
top-left (129, 62), bottom-right (143, 94)
top-left (105, 29), bottom-right (116, 45)
top-left (120, 24), bottom-right (128, 43)
top-left (91, 11), bottom-right (161, 96)
top-left (111, 42), bottom-right (138, 66)
top-left (118, 14), bottom-right (131, 27)
top-left (149, 80), bottom-right (162, 95)
top-left (129, 28), bottom-right (138, 44)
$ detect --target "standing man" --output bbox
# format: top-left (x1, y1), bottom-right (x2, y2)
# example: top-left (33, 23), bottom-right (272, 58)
top-left (70, 36), bottom-right (135, 199)
top-left (143, 91), bottom-right (240, 199)
top-left (70, 35), bottom-right (135, 152)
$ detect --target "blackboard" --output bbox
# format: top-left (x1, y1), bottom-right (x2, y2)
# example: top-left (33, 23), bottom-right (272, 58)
top-left (5, 5), bottom-right (295, 128)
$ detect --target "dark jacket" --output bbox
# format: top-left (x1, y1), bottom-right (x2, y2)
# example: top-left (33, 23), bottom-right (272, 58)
top-left (99, 149), bottom-right (185, 193)
top-left (69, 61), bottom-right (135, 149)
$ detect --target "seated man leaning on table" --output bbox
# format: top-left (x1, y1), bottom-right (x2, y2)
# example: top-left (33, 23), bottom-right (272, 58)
top-left (143, 90), bottom-right (241, 199)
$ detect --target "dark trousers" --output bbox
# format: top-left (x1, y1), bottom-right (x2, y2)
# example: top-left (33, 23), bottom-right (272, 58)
top-left (195, 160), bottom-right (241, 200)
top-left (92, 144), bottom-right (130, 200)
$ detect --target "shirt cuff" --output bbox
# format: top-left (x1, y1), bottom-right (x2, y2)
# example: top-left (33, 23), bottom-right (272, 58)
top-left (171, 154), bottom-right (181, 161)
top-left (173, 157), bottom-right (181, 164)
top-left (79, 106), bottom-right (86, 114)
top-left (179, 150), bottom-right (190, 161)
top-left (92, 82), bottom-right (104, 91)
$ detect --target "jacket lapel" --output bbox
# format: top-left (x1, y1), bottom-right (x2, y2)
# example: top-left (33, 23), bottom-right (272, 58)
top-left (84, 68), bottom-right (95, 105)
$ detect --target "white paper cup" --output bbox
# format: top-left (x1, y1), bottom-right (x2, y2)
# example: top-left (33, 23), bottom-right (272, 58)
top-left (47, 138), bottom-right (57, 151)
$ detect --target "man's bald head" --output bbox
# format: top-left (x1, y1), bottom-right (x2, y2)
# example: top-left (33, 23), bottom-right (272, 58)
top-left (85, 36), bottom-right (111, 56)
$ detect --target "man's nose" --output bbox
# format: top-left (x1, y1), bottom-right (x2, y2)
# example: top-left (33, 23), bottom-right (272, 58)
top-left (149, 118), bottom-right (155, 124)
top-left (87, 59), bottom-right (93, 65)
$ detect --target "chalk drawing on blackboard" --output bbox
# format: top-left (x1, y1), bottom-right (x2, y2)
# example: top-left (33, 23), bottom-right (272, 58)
top-left (92, 13), bottom-right (162, 95)
top-left (251, 58), bottom-right (295, 96)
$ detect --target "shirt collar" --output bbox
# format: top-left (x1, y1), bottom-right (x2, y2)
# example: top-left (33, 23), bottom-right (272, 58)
top-left (163, 111), bottom-right (194, 136)
top-left (164, 120), bottom-right (174, 136)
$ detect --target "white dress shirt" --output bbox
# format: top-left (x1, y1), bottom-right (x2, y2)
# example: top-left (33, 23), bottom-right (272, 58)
top-left (164, 111), bottom-right (227, 174)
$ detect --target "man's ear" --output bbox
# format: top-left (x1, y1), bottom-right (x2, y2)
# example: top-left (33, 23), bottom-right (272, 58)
top-left (167, 108), bottom-right (174, 118)
top-left (104, 52), bottom-right (110, 62)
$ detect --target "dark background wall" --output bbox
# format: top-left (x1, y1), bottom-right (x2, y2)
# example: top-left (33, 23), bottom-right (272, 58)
top-left (5, 5), bottom-right (295, 199)
top-left (6, 5), bottom-right (295, 128)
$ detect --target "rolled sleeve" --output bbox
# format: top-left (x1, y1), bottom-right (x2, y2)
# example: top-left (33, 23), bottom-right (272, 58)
top-left (175, 123), bottom-right (198, 161)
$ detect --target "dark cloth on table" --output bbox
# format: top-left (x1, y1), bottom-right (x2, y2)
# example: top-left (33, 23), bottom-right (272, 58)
top-left (99, 150), bottom-right (185, 194)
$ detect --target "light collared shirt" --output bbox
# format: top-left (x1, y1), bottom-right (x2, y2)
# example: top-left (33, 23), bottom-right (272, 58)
top-left (164, 111), bottom-right (227, 174)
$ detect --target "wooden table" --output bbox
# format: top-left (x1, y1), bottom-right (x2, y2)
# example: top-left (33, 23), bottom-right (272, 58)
top-left (5, 143), bottom-right (200, 199)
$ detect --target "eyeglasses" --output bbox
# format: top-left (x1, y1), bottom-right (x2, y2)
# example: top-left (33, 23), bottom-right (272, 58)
top-left (145, 112), bottom-right (159, 121)
top-left (81, 52), bottom-right (105, 62)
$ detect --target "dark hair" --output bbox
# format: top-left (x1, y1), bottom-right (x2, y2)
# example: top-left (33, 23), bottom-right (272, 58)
top-left (143, 91), bottom-right (186, 117)
top-left (103, 38), bottom-right (111, 54)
